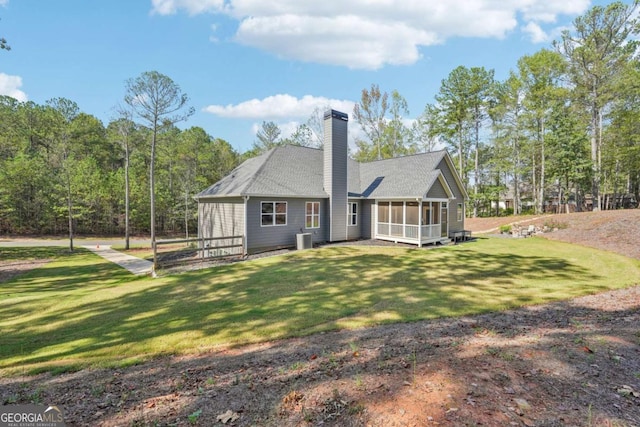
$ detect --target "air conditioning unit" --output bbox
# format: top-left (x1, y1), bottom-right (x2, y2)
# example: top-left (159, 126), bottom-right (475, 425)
top-left (296, 233), bottom-right (313, 250)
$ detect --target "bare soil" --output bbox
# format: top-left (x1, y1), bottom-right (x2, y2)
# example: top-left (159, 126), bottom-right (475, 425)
top-left (0, 259), bottom-right (50, 283)
top-left (2, 210), bottom-right (640, 426)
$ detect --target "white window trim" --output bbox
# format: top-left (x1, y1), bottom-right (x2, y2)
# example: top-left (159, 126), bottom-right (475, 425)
top-left (305, 201), bottom-right (320, 229)
top-left (457, 203), bottom-right (464, 222)
top-left (348, 202), bottom-right (358, 226)
top-left (260, 201), bottom-right (288, 227)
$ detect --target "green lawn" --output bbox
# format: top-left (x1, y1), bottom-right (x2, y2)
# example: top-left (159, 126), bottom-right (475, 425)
top-left (1, 237), bottom-right (639, 376)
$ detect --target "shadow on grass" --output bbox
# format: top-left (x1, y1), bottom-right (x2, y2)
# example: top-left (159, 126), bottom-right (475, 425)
top-left (0, 246), bottom-right (70, 261)
top-left (3, 238), bottom-right (635, 376)
top-left (2, 294), bottom-right (638, 426)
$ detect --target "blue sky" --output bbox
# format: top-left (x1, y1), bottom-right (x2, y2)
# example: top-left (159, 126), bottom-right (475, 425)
top-left (0, 0), bottom-right (623, 153)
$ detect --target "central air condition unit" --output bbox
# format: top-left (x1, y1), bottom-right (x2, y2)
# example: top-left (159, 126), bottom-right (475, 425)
top-left (296, 233), bottom-right (313, 250)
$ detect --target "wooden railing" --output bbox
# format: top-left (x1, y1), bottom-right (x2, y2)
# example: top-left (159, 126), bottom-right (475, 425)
top-left (153, 235), bottom-right (244, 270)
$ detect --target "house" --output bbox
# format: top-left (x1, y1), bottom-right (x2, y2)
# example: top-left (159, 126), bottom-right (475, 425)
top-left (196, 109), bottom-right (468, 254)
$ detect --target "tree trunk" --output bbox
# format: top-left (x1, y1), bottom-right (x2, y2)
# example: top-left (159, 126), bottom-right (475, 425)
top-left (150, 122), bottom-right (157, 245)
top-left (539, 128), bottom-right (545, 214)
top-left (458, 127), bottom-right (464, 187)
top-left (532, 150), bottom-right (537, 214)
top-left (591, 93), bottom-right (600, 211)
top-left (513, 118), bottom-right (520, 215)
top-left (67, 173), bottom-right (74, 252)
top-left (184, 190), bottom-right (189, 240)
top-left (472, 112), bottom-right (480, 218)
top-left (124, 142), bottom-right (130, 250)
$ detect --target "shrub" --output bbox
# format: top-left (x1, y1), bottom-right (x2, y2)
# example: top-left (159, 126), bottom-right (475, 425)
top-left (499, 225), bottom-right (512, 234)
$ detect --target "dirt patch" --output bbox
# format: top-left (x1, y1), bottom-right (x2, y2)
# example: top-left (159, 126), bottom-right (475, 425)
top-left (467, 209), bottom-right (640, 260)
top-left (2, 211), bottom-right (640, 426)
top-left (0, 259), bottom-right (50, 283)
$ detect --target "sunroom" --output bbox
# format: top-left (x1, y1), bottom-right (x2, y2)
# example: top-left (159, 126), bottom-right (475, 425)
top-left (375, 200), bottom-right (450, 246)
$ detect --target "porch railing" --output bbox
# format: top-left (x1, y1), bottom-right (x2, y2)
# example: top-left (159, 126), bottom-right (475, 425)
top-left (377, 223), bottom-right (443, 242)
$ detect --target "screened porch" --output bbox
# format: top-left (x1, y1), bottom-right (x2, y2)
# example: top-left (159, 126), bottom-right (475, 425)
top-left (375, 200), bottom-right (449, 246)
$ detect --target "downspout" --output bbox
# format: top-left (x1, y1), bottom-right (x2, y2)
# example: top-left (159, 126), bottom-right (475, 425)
top-left (243, 195), bottom-right (250, 257)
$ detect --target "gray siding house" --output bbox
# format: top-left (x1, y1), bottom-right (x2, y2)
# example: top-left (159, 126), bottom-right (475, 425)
top-left (196, 109), bottom-right (468, 254)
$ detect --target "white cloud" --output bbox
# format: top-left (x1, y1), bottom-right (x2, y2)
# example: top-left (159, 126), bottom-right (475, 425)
top-left (522, 22), bottom-right (549, 43)
top-left (152, 0), bottom-right (593, 69)
top-left (519, 1), bottom-right (591, 23)
top-left (204, 94), bottom-right (354, 119)
top-left (150, 0), bottom-right (224, 15)
top-left (0, 73), bottom-right (27, 102)
top-left (0, 0), bottom-right (8, 6)
top-left (235, 14), bottom-right (436, 69)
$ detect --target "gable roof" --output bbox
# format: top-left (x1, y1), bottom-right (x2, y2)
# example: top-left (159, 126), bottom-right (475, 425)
top-left (355, 150), bottom-right (447, 198)
top-left (196, 145), bottom-right (464, 201)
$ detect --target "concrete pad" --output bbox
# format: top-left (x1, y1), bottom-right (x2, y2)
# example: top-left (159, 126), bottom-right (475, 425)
top-left (82, 245), bottom-right (153, 276)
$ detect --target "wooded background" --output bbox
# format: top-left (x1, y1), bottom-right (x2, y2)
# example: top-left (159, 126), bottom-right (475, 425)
top-left (1, 1), bottom-right (638, 237)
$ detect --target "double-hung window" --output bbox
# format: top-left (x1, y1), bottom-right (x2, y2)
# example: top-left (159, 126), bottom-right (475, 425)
top-left (457, 203), bottom-right (464, 222)
top-left (261, 201), bottom-right (287, 226)
top-left (348, 202), bottom-right (358, 226)
top-left (306, 202), bottom-right (320, 228)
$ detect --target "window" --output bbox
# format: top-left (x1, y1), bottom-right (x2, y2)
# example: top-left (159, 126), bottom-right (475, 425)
top-left (378, 202), bottom-right (389, 223)
top-left (391, 202), bottom-right (403, 224)
top-left (406, 202), bottom-right (419, 225)
top-left (432, 202), bottom-right (440, 224)
top-left (261, 201), bottom-right (287, 226)
top-left (348, 202), bottom-right (358, 226)
top-left (422, 203), bottom-right (431, 225)
top-left (457, 203), bottom-right (463, 222)
top-left (306, 202), bottom-right (320, 228)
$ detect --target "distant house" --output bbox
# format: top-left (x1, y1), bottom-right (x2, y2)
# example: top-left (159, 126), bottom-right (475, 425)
top-left (196, 109), bottom-right (468, 254)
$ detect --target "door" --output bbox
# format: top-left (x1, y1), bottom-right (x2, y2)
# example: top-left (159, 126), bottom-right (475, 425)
top-left (440, 203), bottom-right (448, 237)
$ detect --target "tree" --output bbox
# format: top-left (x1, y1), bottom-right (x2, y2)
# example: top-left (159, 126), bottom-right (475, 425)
top-left (431, 66), bottom-right (496, 216)
top-left (465, 67), bottom-right (496, 217)
top-left (305, 105), bottom-right (329, 148)
top-left (604, 58), bottom-right (640, 208)
top-left (47, 98), bottom-right (80, 251)
top-left (124, 71), bottom-right (193, 246)
top-left (353, 84), bottom-right (389, 161)
top-left (109, 106), bottom-right (137, 249)
top-left (491, 73), bottom-right (526, 215)
top-left (556, 0), bottom-right (640, 210)
top-left (283, 123), bottom-right (314, 148)
top-left (410, 105), bottom-right (441, 153)
top-left (247, 121), bottom-right (283, 156)
top-left (546, 103), bottom-right (591, 212)
top-left (518, 49), bottom-right (567, 214)
top-left (383, 90), bottom-right (413, 158)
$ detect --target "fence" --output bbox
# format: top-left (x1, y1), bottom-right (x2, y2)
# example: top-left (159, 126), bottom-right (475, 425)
top-left (153, 235), bottom-right (245, 270)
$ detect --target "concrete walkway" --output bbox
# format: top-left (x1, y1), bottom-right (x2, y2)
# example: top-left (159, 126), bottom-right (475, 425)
top-left (81, 245), bottom-right (153, 276)
top-left (0, 238), bottom-right (153, 276)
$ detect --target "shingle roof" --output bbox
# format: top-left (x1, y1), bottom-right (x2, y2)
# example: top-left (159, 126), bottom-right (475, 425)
top-left (196, 145), bottom-right (327, 199)
top-left (196, 145), bottom-right (452, 200)
top-left (357, 150), bottom-right (447, 198)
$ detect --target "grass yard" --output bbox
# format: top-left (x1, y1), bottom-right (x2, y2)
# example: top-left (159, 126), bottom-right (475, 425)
top-left (1, 236), bottom-right (639, 376)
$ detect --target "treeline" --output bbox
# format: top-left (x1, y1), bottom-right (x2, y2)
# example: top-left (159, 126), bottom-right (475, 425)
top-left (1, 1), bottom-right (639, 239)
top-left (350, 1), bottom-right (640, 215)
top-left (0, 96), bottom-right (239, 237)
